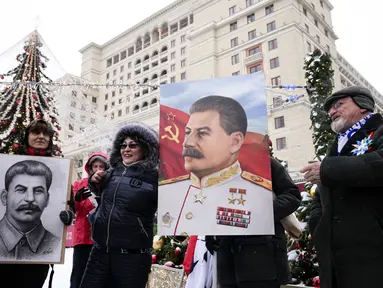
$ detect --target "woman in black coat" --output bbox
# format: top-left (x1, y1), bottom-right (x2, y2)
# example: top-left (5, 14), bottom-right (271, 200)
top-left (80, 123), bottom-right (158, 288)
top-left (0, 119), bottom-right (74, 288)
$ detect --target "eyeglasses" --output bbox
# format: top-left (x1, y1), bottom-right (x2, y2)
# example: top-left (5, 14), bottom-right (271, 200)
top-left (330, 99), bottom-right (344, 111)
top-left (120, 143), bottom-right (139, 150)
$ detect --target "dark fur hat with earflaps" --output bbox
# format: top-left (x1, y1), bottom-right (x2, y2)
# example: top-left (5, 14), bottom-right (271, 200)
top-left (109, 122), bottom-right (159, 169)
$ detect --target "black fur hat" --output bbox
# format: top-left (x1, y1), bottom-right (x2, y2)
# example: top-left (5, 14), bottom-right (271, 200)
top-left (109, 122), bottom-right (159, 169)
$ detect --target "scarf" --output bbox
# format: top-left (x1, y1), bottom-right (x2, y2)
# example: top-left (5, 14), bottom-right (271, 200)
top-left (337, 113), bottom-right (374, 155)
top-left (26, 147), bottom-right (49, 156)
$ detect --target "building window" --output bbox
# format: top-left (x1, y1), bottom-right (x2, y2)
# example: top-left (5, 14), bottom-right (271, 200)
top-left (274, 116), bottom-right (285, 129)
top-left (246, 0), bottom-right (255, 7)
top-left (315, 35), bottom-right (320, 43)
top-left (305, 24), bottom-right (309, 33)
top-left (113, 55), bottom-right (119, 64)
top-left (303, 8), bottom-right (307, 16)
top-left (70, 112), bottom-right (75, 119)
top-left (265, 4), bottom-right (274, 15)
top-left (113, 69), bottom-right (117, 76)
top-left (171, 64), bottom-right (175, 72)
top-left (248, 30), bottom-right (256, 40)
top-left (325, 30), bottom-right (329, 37)
top-left (232, 71), bottom-right (240, 76)
top-left (231, 54), bottom-right (239, 65)
top-left (229, 6), bottom-right (236, 15)
top-left (105, 94), bottom-right (108, 100)
top-left (69, 124), bottom-right (74, 131)
top-left (248, 46), bottom-right (261, 55)
top-left (326, 45), bottom-right (330, 53)
top-left (181, 47), bottom-right (186, 55)
top-left (171, 40), bottom-right (176, 48)
top-left (126, 107), bottom-right (130, 114)
top-left (118, 110), bottom-right (122, 117)
top-left (106, 73), bottom-right (109, 80)
top-left (170, 77), bottom-right (176, 83)
top-left (92, 96), bottom-right (97, 103)
top-left (270, 57), bottom-right (279, 69)
top-left (107, 58), bottom-right (112, 67)
top-left (104, 105), bottom-right (108, 111)
top-left (120, 66), bottom-right (124, 73)
top-left (128, 62), bottom-right (131, 68)
top-left (247, 14), bottom-right (255, 23)
top-left (311, 3), bottom-right (315, 10)
top-left (71, 101), bottom-right (76, 108)
top-left (80, 115), bottom-right (86, 122)
top-left (230, 22), bottom-right (237, 31)
top-left (271, 76), bottom-right (281, 86)
top-left (112, 91), bottom-right (116, 97)
top-left (320, 0), bottom-right (324, 7)
top-left (171, 52), bottom-right (176, 59)
top-left (181, 60), bottom-right (186, 67)
top-left (314, 20), bottom-right (318, 27)
top-left (90, 118), bottom-right (95, 124)
top-left (121, 50), bottom-right (127, 60)
top-left (268, 39), bottom-right (278, 50)
top-left (273, 96), bottom-right (283, 108)
top-left (181, 35), bottom-right (186, 42)
top-left (119, 98), bottom-right (123, 104)
top-left (127, 73), bottom-right (131, 79)
top-left (249, 64), bottom-right (262, 74)
top-left (276, 137), bottom-right (286, 150)
top-left (231, 38), bottom-right (238, 48)
top-left (321, 14), bottom-right (325, 20)
top-left (181, 72), bottom-right (186, 80)
top-left (307, 41), bottom-right (312, 52)
top-left (267, 21), bottom-right (276, 32)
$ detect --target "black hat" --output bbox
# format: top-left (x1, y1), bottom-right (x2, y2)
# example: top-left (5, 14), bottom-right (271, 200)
top-left (323, 86), bottom-right (375, 112)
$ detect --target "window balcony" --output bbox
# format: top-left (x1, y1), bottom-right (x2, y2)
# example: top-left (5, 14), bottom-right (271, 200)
top-left (244, 52), bottom-right (263, 65)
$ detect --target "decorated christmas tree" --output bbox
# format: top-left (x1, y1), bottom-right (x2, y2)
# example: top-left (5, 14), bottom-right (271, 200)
top-left (0, 30), bottom-right (63, 156)
top-left (287, 184), bottom-right (320, 287)
top-left (304, 48), bottom-right (336, 160)
top-left (152, 235), bottom-right (189, 267)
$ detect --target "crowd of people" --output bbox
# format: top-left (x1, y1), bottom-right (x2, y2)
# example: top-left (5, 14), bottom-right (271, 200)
top-left (0, 85), bottom-right (382, 288)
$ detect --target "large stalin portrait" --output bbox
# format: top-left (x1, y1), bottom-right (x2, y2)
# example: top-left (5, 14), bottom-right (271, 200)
top-left (158, 95), bottom-right (274, 236)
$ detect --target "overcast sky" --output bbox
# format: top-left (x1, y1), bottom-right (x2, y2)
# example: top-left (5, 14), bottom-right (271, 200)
top-left (0, 0), bottom-right (381, 92)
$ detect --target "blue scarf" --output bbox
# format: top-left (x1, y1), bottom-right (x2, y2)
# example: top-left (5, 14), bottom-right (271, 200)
top-left (337, 113), bottom-right (374, 155)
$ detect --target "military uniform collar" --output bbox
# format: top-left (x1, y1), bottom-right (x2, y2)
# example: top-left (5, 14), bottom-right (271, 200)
top-left (190, 161), bottom-right (242, 189)
top-left (0, 216), bottom-right (46, 253)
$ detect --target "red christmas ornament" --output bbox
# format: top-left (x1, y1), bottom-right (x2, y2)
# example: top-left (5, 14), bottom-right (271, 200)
top-left (174, 247), bottom-right (181, 255)
top-left (53, 119), bottom-right (56, 123)
top-left (296, 243), bottom-right (301, 249)
top-left (36, 114), bottom-right (41, 119)
top-left (58, 127), bottom-right (61, 131)
top-left (151, 254), bottom-right (157, 264)
top-left (312, 276), bottom-right (320, 287)
top-left (16, 100), bottom-right (20, 104)
top-left (11, 129), bottom-right (15, 133)
top-left (32, 94), bottom-right (37, 99)
top-left (0, 75), bottom-right (4, 79)
top-left (1, 120), bottom-right (6, 125)
top-left (13, 144), bottom-right (19, 149)
top-left (55, 132), bottom-right (59, 136)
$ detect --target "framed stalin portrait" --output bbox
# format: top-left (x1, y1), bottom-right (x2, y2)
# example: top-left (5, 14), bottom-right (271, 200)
top-left (0, 154), bottom-right (73, 264)
top-left (158, 73), bottom-right (274, 236)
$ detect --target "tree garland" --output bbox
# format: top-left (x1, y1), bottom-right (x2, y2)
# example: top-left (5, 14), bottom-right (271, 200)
top-left (304, 48), bottom-right (336, 160)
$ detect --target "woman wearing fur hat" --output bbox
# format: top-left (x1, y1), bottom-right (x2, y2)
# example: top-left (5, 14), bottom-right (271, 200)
top-left (0, 119), bottom-right (74, 288)
top-left (80, 123), bottom-right (158, 288)
top-left (70, 152), bottom-right (109, 288)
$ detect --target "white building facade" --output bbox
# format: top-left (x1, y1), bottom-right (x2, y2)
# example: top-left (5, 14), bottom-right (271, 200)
top-left (62, 0), bottom-right (382, 181)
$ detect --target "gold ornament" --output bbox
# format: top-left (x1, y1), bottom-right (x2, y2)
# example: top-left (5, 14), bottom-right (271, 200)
top-left (309, 185), bottom-right (317, 198)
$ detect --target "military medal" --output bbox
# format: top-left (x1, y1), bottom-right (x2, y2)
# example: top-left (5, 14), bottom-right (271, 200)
top-left (216, 206), bottom-right (251, 228)
top-left (228, 188), bottom-right (237, 204)
top-left (194, 192), bottom-right (206, 204)
top-left (161, 212), bottom-right (173, 227)
top-left (185, 212), bottom-right (193, 220)
top-left (237, 189), bottom-right (247, 205)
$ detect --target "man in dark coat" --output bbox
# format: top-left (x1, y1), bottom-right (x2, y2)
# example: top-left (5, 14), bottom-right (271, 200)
top-left (302, 86), bottom-right (383, 288)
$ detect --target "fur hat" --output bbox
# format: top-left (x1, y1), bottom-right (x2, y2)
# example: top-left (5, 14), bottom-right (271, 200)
top-left (109, 122), bottom-right (159, 169)
top-left (324, 86), bottom-right (375, 112)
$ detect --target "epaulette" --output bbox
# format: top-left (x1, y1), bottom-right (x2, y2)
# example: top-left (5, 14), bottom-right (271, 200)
top-left (159, 174), bottom-right (190, 186)
top-left (241, 171), bottom-right (272, 191)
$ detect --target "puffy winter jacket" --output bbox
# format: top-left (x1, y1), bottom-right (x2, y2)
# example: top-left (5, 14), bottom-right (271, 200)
top-left (73, 152), bottom-right (109, 246)
top-left (88, 123), bottom-right (159, 251)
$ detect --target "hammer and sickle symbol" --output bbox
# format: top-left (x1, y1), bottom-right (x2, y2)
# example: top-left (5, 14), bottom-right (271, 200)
top-left (161, 123), bottom-right (180, 143)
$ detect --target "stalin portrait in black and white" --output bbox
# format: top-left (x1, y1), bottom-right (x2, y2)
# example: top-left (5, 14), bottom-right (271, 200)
top-left (0, 160), bottom-right (60, 261)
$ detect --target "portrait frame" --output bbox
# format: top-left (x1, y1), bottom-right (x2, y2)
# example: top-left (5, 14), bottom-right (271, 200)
top-left (0, 154), bottom-right (73, 264)
top-left (157, 73), bottom-right (275, 236)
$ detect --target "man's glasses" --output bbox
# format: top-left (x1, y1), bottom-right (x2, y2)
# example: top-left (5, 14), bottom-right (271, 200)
top-left (330, 99), bottom-right (344, 111)
top-left (121, 143), bottom-right (139, 150)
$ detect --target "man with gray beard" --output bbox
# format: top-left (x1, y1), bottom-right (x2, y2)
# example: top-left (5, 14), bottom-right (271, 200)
top-left (301, 86), bottom-right (383, 288)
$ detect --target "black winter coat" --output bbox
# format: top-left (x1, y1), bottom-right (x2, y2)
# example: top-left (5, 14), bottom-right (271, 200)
top-left (308, 113), bottom-right (383, 288)
top-left (89, 164), bottom-right (158, 250)
top-left (217, 158), bottom-right (301, 284)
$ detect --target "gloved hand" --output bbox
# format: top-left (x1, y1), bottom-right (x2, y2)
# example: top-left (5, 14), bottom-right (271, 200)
top-left (60, 210), bottom-right (74, 225)
top-left (205, 236), bottom-right (220, 255)
top-left (75, 187), bottom-right (92, 202)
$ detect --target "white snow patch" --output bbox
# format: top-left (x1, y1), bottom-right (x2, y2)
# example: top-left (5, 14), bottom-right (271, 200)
top-left (43, 248), bottom-right (73, 288)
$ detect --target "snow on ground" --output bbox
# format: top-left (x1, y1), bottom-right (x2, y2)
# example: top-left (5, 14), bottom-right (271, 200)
top-left (43, 248), bottom-right (73, 288)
